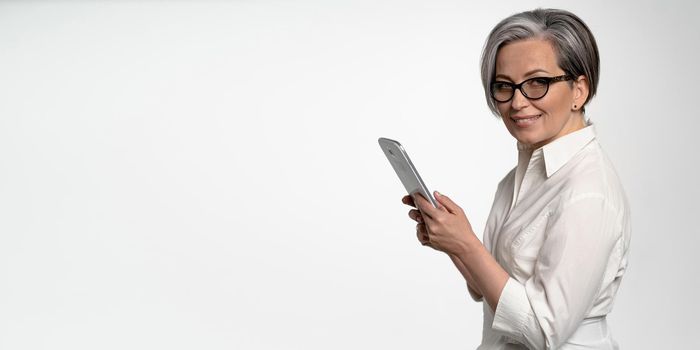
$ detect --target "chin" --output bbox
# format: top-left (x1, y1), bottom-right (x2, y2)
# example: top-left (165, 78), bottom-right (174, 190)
top-left (517, 139), bottom-right (540, 148)
top-left (508, 128), bottom-right (545, 147)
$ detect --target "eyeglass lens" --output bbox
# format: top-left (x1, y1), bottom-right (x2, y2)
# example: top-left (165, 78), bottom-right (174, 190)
top-left (492, 78), bottom-right (550, 102)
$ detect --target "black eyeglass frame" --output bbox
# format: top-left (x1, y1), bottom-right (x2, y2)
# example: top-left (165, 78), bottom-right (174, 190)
top-left (490, 75), bottom-right (572, 103)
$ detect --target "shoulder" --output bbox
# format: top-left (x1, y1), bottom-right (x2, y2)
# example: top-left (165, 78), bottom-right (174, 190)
top-left (542, 140), bottom-right (632, 251)
top-left (496, 166), bottom-right (517, 195)
top-left (555, 140), bottom-right (629, 213)
top-left (489, 165), bottom-right (517, 206)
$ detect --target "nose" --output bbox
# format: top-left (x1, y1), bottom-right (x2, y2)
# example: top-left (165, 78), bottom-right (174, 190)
top-left (510, 88), bottom-right (529, 110)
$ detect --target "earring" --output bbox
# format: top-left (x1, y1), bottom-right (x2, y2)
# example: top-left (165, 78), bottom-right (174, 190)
top-left (574, 104), bottom-right (578, 109)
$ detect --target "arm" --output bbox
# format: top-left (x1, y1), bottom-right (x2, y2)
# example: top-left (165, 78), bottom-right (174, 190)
top-left (478, 195), bottom-right (623, 349)
top-left (410, 192), bottom-right (509, 311)
top-left (448, 253), bottom-right (484, 301)
top-left (452, 238), bottom-right (509, 312)
top-left (404, 194), bottom-right (491, 302)
top-left (413, 191), bottom-right (624, 350)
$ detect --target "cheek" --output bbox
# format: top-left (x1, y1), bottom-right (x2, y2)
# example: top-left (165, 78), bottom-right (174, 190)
top-left (496, 104), bottom-right (510, 118)
top-left (527, 101), bottom-right (558, 120)
top-left (539, 89), bottom-right (573, 114)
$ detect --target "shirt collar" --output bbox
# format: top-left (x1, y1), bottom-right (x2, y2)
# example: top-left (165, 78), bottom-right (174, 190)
top-left (517, 120), bottom-right (597, 178)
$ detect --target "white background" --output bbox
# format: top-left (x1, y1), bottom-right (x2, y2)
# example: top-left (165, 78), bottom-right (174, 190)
top-left (1, 0), bottom-right (698, 349)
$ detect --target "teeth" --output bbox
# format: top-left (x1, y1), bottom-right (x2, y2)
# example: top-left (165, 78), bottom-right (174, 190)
top-left (513, 115), bottom-right (540, 124)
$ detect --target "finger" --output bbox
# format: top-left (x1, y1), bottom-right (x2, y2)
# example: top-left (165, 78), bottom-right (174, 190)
top-left (416, 223), bottom-right (430, 244)
top-left (402, 195), bottom-right (416, 208)
top-left (417, 224), bottom-right (435, 248)
top-left (415, 200), bottom-right (439, 227)
top-left (408, 209), bottom-right (423, 223)
top-left (412, 193), bottom-right (438, 219)
top-left (434, 191), bottom-right (460, 214)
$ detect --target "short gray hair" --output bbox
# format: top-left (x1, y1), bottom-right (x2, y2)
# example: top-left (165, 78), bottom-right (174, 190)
top-left (480, 8), bottom-right (600, 116)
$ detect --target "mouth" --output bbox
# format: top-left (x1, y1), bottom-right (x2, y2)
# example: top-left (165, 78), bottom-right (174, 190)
top-left (511, 114), bottom-right (541, 127)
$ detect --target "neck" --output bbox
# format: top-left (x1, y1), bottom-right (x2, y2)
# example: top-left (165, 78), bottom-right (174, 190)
top-left (532, 113), bottom-right (586, 149)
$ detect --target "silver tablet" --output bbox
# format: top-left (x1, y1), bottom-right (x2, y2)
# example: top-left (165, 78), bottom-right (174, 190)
top-left (378, 137), bottom-right (438, 208)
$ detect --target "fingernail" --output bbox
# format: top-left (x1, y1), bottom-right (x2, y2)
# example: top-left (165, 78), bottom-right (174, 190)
top-left (435, 191), bottom-right (441, 197)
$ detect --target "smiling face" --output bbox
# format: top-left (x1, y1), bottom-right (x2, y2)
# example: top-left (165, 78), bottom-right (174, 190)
top-left (494, 39), bottom-right (589, 149)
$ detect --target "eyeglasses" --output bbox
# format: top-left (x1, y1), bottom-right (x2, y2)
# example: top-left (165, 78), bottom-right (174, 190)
top-left (490, 75), bottom-right (572, 103)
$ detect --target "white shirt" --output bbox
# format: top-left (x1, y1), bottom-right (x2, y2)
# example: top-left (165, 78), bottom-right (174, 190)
top-left (473, 122), bottom-right (631, 350)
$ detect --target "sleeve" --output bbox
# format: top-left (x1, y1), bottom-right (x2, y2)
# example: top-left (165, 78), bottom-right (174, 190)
top-left (490, 193), bottom-right (621, 349)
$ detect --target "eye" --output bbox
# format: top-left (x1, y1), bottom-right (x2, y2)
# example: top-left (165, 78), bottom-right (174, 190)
top-left (528, 78), bottom-right (549, 88)
top-left (492, 82), bottom-right (513, 91)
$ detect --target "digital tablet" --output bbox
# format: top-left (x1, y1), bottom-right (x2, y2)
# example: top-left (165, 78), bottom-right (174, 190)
top-left (378, 137), bottom-right (438, 208)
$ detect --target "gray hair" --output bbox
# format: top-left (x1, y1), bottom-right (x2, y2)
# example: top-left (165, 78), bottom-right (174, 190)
top-left (480, 8), bottom-right (600, 116)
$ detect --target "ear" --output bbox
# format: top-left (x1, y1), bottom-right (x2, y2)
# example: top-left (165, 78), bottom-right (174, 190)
top-left (572, 75), bottom-right (589, 111)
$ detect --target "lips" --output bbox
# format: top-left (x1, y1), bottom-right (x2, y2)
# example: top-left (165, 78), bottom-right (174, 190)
top-left (511, 114), bottom-right (541, 127)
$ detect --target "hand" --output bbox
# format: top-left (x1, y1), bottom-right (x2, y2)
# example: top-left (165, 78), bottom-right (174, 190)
top-left (402, 194), bottom-right (432, 247)
top-left (402, 191), bottom-right (477, 255)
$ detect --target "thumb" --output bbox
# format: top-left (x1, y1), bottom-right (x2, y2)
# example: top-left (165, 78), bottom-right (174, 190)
top-left (434, 191), bottom-right (459, 214)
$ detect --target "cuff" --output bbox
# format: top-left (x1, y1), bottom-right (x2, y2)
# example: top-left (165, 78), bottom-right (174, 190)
top-left (491, 277), bottom-right (530, 343)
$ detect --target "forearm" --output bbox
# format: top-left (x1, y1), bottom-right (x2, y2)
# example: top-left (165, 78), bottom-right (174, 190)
top-left (448, 253), bottom-right (483, 299)
top-left (454, 239), bottom-right (509, 312)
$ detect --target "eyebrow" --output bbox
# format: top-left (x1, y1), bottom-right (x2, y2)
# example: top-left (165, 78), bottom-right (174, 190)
top-left (495, 69), bottom-right (552, 81)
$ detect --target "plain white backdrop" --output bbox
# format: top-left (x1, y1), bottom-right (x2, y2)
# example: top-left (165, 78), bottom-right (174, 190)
top-left (1, 0), bottom-right (698, 349)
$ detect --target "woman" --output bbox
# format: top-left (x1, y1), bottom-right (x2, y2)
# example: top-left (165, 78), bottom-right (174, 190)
top-left (402, 8), bottom-right (631, 350)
